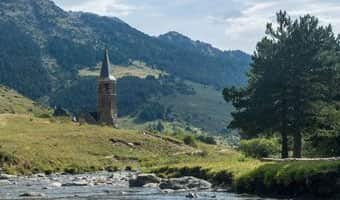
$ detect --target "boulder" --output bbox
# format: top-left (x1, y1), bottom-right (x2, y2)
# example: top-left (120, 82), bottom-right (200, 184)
top-left (20, 192), bottom-right (45, 197)
top-left (129, 174), bottom-right (161, 187)
top-left (159, 176), bottom-right (212, 190)
top-left (0, 174), bottom-right (16, 180)
top-left (51, 182), bottom-right (62, 187)
top-left (186, 192), bottom-right (199, 198)
top-left (34, 173), bottom-right (46, 178)
top-left (143, 183), bottom-right (159, 188)
top-left (62, 180), bottom-right (90, 187)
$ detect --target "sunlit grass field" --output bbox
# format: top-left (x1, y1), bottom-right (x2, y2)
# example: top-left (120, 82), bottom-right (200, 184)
top-left (0, 114), bottom-right (262, 176)
top-left (0, 85), bottom-right (48, 115)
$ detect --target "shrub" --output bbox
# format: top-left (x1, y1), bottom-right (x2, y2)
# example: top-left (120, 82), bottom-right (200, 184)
top-left (196, 135), bottom-right (217, 145)
top-left (239, 138), bottom-right (279, 158)
top-left (213, 170), bottom-right (233, 186)
top-left (105, 166), bottom-right (119, 172)
top-left (125, 166), bottom-right (133, 171)
top-left (183, 135), bottom-right (197, 147)
top-left (138, 102), bottom-right (166, 122)
top-left (0, 151), bottom-right (18, 166)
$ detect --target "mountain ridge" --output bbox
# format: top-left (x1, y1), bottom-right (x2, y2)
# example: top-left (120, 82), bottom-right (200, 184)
top-left (0, 0), bottom-right (250, 134)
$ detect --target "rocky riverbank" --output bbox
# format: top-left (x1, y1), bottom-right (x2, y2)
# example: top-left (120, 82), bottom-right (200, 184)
top-left (0, 171), bottom-right (272, 199)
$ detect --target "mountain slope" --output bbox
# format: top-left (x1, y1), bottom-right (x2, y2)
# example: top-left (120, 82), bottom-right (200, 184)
top-left (0, 0), bottom-right (250, 134)
top-left (0, 85), bottom-right (49, 115)
top-left (0, 0), bottom-right (250, 97)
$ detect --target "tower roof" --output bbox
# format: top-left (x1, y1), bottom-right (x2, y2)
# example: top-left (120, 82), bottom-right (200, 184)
top-left (100, 49), bottom-right (116, 80)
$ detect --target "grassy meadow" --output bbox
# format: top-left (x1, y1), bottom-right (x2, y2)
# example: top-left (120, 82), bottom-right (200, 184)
top-left (78, 61), bottom-right (166, 79)
top-left (0, 114), bottom-right (262, 177)
top-left (1, 84), bottom-right (339, 198)
top-left (0, 85), bottom-right (49, 115)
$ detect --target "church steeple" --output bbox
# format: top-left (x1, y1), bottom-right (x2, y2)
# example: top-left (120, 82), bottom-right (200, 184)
top-left (100, 49), bottom-right (115, 80)
top-left (97, 49), bottom-right (118, 128)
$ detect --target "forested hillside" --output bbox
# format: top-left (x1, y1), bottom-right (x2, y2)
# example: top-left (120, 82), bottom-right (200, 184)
top-left (0, 0), bottom-right (250, 134)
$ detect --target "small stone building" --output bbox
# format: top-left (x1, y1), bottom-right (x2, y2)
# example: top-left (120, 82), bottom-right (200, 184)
top-left (80, 50), bottom-right (118, 128)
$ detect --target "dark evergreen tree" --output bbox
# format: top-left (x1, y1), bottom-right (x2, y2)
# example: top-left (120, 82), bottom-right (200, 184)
top-left (224, 11), bottom-right (340, 158)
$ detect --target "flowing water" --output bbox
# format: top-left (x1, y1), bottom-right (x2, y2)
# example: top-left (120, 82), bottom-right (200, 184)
top-left (0, 172), bottom-right (275, 200)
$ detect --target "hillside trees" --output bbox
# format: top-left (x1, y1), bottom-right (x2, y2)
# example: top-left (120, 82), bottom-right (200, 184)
top-left (223, 11), bottom-right (340, 158)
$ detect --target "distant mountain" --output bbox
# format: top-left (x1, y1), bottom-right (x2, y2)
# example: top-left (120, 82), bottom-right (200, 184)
top-left (158, 31), bottom-right (250, 87)
top-left (0, 0), bottom-right (250, 134)
top-left (0, 0), bottom-right (250, 98)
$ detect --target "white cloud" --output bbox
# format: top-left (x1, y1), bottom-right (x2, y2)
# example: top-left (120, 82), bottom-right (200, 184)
top-left (60, 0), bottom-right (138, 17)
top-left (220, 0), bottom-right (340, 52)
top-left (53, 0), bottom-right (340, 53)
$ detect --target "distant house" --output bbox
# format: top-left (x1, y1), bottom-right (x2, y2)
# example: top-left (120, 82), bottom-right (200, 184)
top-left (79, 50), bottom-right (118, 128)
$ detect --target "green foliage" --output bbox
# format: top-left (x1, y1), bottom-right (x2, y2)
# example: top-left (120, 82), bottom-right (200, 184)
top-left (155, 121), bottom-right (165, 132)
top-left (235, 161), bottom-right (340, 197)
top-left (196, 135), bottom-right (217, 145)
top-left (304, 103), bottom-right (340, 157)
top-left (0, 151), bottom-right (18, 166)
top-left (224, 10), bottom-right (340, 158)
top-left (105, 166), bottom-right (119, 172)
top-left (138, 102), bottom-right (166, 122)
top-left (240, 138), bottom-right (280, 158)
top-left (183, 135), bottom-right (197, 147)
top-left (0, 21), bottom-right (51, 99)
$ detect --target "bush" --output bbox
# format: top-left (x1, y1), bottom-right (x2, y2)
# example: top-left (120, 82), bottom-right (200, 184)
top-left (196, 135), bottom-right (217, 145)
top-left (183, 135), bottom-right (197, 147)
top-left (0, 151), bottom-right (18, 166)
top-left (138, 102), bottom-right (166, 122)
top-left (239, 138), bottom-right (279, 158)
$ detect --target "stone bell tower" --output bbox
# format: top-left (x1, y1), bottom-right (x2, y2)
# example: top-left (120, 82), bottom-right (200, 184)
top-left (97, 49), bottom-right (118, 127)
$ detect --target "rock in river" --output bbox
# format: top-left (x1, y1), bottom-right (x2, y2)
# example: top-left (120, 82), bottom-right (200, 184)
top-left (20, 192), bottom-right (45, 197)
top-left (129, 173), bottom-right (161, 187)
top-left (0, 174), bottom-right (16, 180)
top-left (159, 176), bottom-right (212, 190)
top-left (62, 180), bottom-right (91, 187)
top-left (186, 192), bottom-right (199, 198)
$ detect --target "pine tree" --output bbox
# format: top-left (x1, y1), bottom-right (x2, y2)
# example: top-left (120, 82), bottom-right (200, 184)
top-left (224, 11), bottom-right (340, 158)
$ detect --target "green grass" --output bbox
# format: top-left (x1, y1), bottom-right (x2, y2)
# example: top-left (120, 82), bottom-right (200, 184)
top-left (0, 85), bottom-right (49, 115)
top-left (235, 160), bottom-right (340, 197)
top-left (2, 113), bottom-right (337, 198)
top-left (0, 114), bottom-right (191, 174)
top-left (78, 60), bottom-right (166, 79)
top-left (0, 114), bottom-right (261, 177)
top-left (151, 145), bottom-right (263, 178)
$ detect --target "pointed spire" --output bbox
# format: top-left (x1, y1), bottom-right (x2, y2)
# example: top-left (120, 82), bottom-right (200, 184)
top-left (100, 49), bottom-right (114, 79)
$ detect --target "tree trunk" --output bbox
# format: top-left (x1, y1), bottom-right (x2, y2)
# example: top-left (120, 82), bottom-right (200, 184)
top-left (293, 132), bottom-right (302, 158)
top-left (281, 131), bottom-right (289, 158)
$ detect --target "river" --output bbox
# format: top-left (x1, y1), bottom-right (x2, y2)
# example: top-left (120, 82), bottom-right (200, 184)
top-left (0, 172), bottom-right (276, 199)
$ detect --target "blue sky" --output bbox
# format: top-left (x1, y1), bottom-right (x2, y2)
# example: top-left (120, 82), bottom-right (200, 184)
top-left (53, 0), bottom-right (340, 53)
